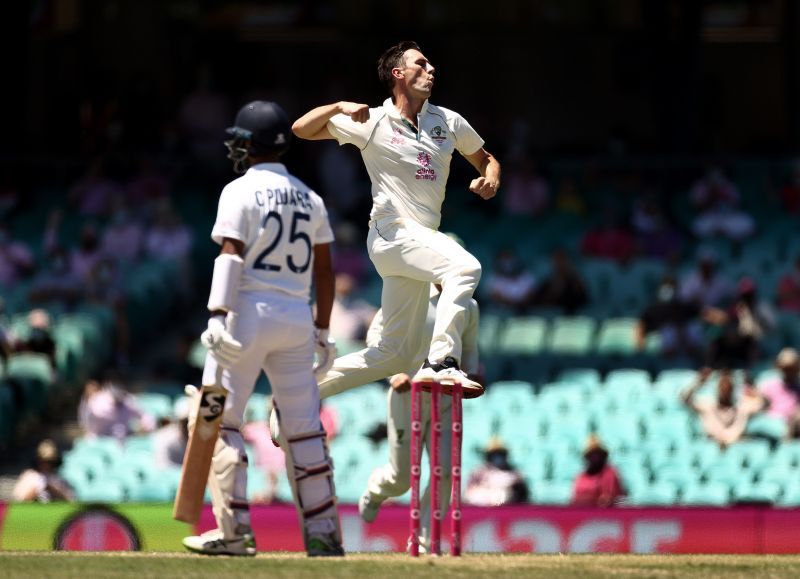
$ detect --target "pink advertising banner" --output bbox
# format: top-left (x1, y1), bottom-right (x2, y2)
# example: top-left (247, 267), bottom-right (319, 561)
top-left (198, 504), bottom-right (800, 553)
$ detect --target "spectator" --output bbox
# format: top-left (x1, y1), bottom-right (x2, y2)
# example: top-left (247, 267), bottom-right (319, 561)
top-left (144, 201), bottom-right (194, 264)
top-left (689, 166), bottom-right (755, 241)
top-left (502, 159), bottom-right (550, 217)
top-left (101, 201), bottom-right (145, 264)
top-left (682, 367), bottom-right (765, 447)
top-left (177, 65), bottom-right (231, 172)
top-left (776, 256), bottom-right (800, 313)
top-left (758, 348), bottom-right (800, 437)
top-left (78, 377), bottom-right (156, 441)
top-left (12, 440), bottom-right (74, 502)
top-left (571, 435), bottom-right (625, 507)
top-left (484, 248), bottom-right (537, 314)
top-left (631, 195), bottom-right (684, 261)
top-left (0, 224), bottom-right (35, 288)
top-left (778, 158), bottom-right (800, 213)
top-left (70, 223), bottom-right (104, 284)
top-left (144, 200), bottom-right (194, 301)
top-left (464, 437), bottom-right (529, 506)
top-left (0, 301), bottom-right (12, 363)
top-left (554, 176), bottom-right (587, 216)
top-left (535, 248), bottom-right (589, 314)
top-left (27, 247), bottom-right (83, 309)
top-left (16, 309), bottom-right (57, 372)
top-left (636, 275), bottom-right (703, 360)
top-left (679, 247), bottom-right (733, 309)
top-left (152, 397), bottom-right (190, 470)
top-left (126, 155), bottom-right (171, 209)
top-left (329, 273), bottom-right (377, 343)
top-left (580, 209), bottom-right (635, 264)
top-left (68, 157), bottom-right (122, 217)
top-left (83, 257), bottom-right (131, 367)
top-left (704, 277), bottom-right (777, 369)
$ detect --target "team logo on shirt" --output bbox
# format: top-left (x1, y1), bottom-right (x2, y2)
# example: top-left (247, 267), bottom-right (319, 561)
top-left (415, 152), bottom-right (436, 181)
top-left (391, 127), bottom-right (406, 145)
top-left (430, 125), bottom-right (447, 143)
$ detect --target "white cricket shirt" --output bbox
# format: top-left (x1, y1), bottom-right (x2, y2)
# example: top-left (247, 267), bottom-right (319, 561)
top-left (327, 98), bottom-right (484, 230)
top-left (211, 162), bottom-right (334, 300)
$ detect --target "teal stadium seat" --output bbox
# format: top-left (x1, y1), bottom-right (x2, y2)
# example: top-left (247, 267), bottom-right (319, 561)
top-left (627, 482), bottom-right (678, 506)
top-left (77, 479), bottom-right (126, 502)
top-left (134, 393), bottom-right (173, 421)
top-left (595, 318), bottom-right (642, 356)
top-left (653, 369), bottom-right (698, 397)
top-left (546, 316), bottom-right (596, 356)
top-left (746, 414), bottom-right (788, 441)
top-left (778, 483), bottom-right (800, 507)
top-left (726, 439), bottom-right (772, 470)
top-left (772, 441), bottom-right (800, 467)
top-left (681, 481), bottom-right (731, 506)
top-left (556, 368), bottom-right (601, 390)
top-left (732, 480), bottom-right (781, 504)
top-left (496, 316), bottom-right (548, 355)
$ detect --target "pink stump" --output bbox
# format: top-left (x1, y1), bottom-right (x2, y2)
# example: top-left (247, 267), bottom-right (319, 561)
top-left (430, 381), bottom-right (442, 556)
top-left (450, 382), bottom-right (463, 556)
top-left (408, 380), bottom-right (423, 557)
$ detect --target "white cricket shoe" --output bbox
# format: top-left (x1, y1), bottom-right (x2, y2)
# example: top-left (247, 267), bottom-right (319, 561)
top-left (182, 531), bottom-right (256, 556)
top-left (358, 489), bottom-right (382, 523)
top-left (413, 357), bottom-right (484, 399)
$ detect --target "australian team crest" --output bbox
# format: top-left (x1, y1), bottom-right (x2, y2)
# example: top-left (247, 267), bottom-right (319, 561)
top-left (430, 125), bottom-right (447, 144)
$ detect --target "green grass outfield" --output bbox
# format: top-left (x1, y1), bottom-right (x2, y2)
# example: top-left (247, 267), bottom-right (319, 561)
top-left (2, 552), bottom-right (800, 578)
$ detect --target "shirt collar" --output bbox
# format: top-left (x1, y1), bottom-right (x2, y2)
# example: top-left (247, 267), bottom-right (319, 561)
top-left (248, 162), bottom-right (288, 175)
top-left (383, 98), bottom-right (430, 120)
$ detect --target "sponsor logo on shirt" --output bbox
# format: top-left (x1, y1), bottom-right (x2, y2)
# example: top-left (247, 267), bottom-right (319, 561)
top-left (415, 152), bottom-right (436, 181)
top-left (431, 125), bottom-right (447, 144)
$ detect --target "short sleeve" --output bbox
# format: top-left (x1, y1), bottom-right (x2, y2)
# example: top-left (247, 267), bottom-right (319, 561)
top-left (327, 110), bottom-right (380, 149)
top-left (451, 112), bottom-right (485, 156)
top-left (211, 185), bottom-right (248, 245)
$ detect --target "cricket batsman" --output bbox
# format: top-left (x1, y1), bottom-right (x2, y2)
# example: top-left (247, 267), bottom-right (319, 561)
top-left (179, 100), bottom-right (343, 557)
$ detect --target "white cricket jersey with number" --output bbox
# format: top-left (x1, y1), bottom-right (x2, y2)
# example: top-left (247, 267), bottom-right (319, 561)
top-left (210, 162), bottom-right (334, 300)
top-left (327, 98), bottom-right (484, 230)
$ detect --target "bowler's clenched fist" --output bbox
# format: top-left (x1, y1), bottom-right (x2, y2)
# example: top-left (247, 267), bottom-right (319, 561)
top-left (338, 101), bottom-right (370, 123)
top-left (469, 177), bottom-right (498, 200)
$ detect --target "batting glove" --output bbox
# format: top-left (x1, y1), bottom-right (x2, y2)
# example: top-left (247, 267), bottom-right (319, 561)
top-left (312, 328), bottom-right (337, 380)
top-left (201, 314), bottom-right (243, 368)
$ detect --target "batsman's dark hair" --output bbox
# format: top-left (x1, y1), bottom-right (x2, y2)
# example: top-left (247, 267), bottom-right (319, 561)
top-left (377, 40), bottom-right (421, 95)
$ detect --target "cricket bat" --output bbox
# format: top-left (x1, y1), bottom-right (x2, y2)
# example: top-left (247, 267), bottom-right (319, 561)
top-left (173, 377), bottom-right (227, 524)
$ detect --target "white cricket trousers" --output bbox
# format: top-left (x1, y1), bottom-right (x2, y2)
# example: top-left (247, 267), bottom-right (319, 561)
top-left (319, 217), bottom-right (481, 398)
top-left (367, 387), bottom-right (452, 547)
top-left (202, 291), bottom-right (331, 537)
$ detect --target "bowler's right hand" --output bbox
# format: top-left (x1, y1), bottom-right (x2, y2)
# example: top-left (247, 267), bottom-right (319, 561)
top-left (339, 101), bottom-right (370, 123)
top-left (390, 373), bottom-right (412, 393)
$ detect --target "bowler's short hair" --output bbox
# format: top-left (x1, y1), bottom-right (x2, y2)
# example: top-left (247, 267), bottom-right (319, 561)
top-left (377, 41), bottom-right (421, 94)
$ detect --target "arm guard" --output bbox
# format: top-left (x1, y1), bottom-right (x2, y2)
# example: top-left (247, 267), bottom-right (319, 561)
top-left (207, 253), bottom-right (244, 312)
